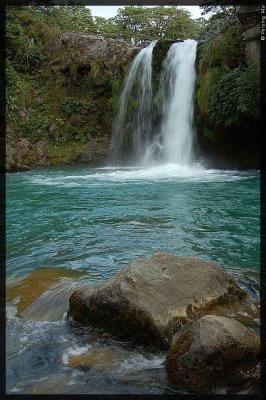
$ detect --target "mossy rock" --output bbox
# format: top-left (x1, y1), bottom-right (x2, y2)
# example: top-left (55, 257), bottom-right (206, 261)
top-left (166, 315), bottom-right (260, 394)
top-left (152, 39), bottom-right (179, 87)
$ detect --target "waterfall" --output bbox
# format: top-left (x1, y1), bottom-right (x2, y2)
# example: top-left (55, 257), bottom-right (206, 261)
top-left (158, 39), bottom-right (197, 165)
top-left (109, 41), bottom-right (156, 164)
top-left (109, 39), bottom-right (197, 167)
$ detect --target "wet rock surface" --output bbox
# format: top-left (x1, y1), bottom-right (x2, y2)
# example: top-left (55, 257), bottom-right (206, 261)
top-left (75, 136), bottom-right (110, 165)
top-left (7, 267), bottom-right (84, 320)
top-left (166, 315), bottom-right (260, 394)
top-left (68, 347), bottom-right (118, 372)
top-left (68, 252), bottom-right (247, 348)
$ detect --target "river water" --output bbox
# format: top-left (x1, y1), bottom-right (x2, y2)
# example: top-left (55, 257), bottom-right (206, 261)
top-left (6, 164), bottom-right (260, 394)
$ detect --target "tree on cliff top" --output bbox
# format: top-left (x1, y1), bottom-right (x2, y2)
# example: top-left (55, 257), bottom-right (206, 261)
top-left (111, 6), bottom-right (200, 44)
top-left (200, 0), bottom-right (238, 17)
top-left (34, 6), bottom-right (95, 32)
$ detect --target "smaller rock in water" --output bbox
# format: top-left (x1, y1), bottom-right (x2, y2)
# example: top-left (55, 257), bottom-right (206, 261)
top-left (68, 348), bottom-right (118, 372)
top-left (68, 252), bottom-right (247, 348)
top-left (166, 315), bottom-right (260, 394)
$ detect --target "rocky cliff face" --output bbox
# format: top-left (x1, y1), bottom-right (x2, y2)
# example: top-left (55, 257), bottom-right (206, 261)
top-left (6, 34), bottom-right (139, 172)
top-left (48, 33), bottom-right (137, 76)
top-left (237, 6), bottom-right (260, 65)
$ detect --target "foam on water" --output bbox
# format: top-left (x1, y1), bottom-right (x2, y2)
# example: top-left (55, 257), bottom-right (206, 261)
top-left (117, 353), bottom-right (164, 374)
top-left (62, 344), bottom-right (92, 365)
top-left (26, 164), bottom-right (257, 187)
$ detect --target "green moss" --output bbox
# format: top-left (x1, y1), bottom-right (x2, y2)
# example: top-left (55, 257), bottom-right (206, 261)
top-left (167, 331), bottom-right (191, 360)
top-left (227, 281), bottom-right (247, 300)
top-left (45, 142), bottom-right (86, 164)
top-left (152, 39), bottom-right (176, 87)
top-left (18, 118), bottom-right (49, 144)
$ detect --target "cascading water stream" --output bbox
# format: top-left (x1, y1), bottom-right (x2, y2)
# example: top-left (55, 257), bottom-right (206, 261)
top-left (109, 41), bottom-right (156, 164)
top-left (109, 39), bottom-right (197, 167)
top-left (157, 39), bottom-right (197, 165)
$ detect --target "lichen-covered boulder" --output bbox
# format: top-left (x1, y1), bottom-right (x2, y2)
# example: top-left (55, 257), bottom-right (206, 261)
top-left (166, 315), bottom-right (260, 394)
top-left (68, 253), bottom-right (247, 348)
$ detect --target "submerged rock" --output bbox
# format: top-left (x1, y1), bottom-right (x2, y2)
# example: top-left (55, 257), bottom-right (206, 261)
top-left (68, 347), bottom-right (118, 372)
top-left (7, 267), bottom-right (83, 320)
top-left (166, 315), bottom-right (260, 394)
top-left (68, 252), bottom-right (247, 348)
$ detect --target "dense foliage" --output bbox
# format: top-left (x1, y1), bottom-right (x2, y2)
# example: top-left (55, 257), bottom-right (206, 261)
top-left (208, 65), bottom-right (260, 127)
top-left (5, 6), bottom-right (109, 164)
top-left (200, 1), bottom-right (238, 18)
top-left (196, 18), bottom-right (259, 129)
top-left (195, 6), bottom-right (260, 168)
top-left (109, 6), bottom-right (200, 44)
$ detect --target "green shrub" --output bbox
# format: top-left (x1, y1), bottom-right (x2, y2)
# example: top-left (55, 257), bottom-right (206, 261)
top-left (236, 64), bottom-right (260, 118)
top-left (208, 64), bottom-right (260, 128)
top-left (61, 97), bottom-right (82, 115)
top-left (16, 34), bottom-right (45, 70)
top-left (196, 69), bottom-right (214, 115)
top-left (19, 118), bottom-right (49, 143)
top-left (198, 22), bottom-right (244, 74)
top-left (6, 8), bottom-right (45, 71)
top-left (6, 60), bottom-right (33, 114)
top-left (6, 59), bottom-right (18, 111)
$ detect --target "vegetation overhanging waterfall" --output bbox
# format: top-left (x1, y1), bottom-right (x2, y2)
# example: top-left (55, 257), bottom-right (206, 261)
top-left (109, 39), bottom-right (198, 166)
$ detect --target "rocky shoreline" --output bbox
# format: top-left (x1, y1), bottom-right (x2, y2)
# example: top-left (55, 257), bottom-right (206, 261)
top-left (67, 252), bottom-right (260, 394)
top-left (6, 136), bottom-right (111, 173)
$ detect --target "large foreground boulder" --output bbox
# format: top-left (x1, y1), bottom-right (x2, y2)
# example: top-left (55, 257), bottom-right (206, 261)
top-left (166, 315), bottom-right (260, 394)
top-left (68, 253), bottom-right (246, 348)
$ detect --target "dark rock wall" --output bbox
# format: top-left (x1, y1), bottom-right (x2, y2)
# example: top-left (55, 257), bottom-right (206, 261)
top-left (237, 6), bottom-right (260, 65)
